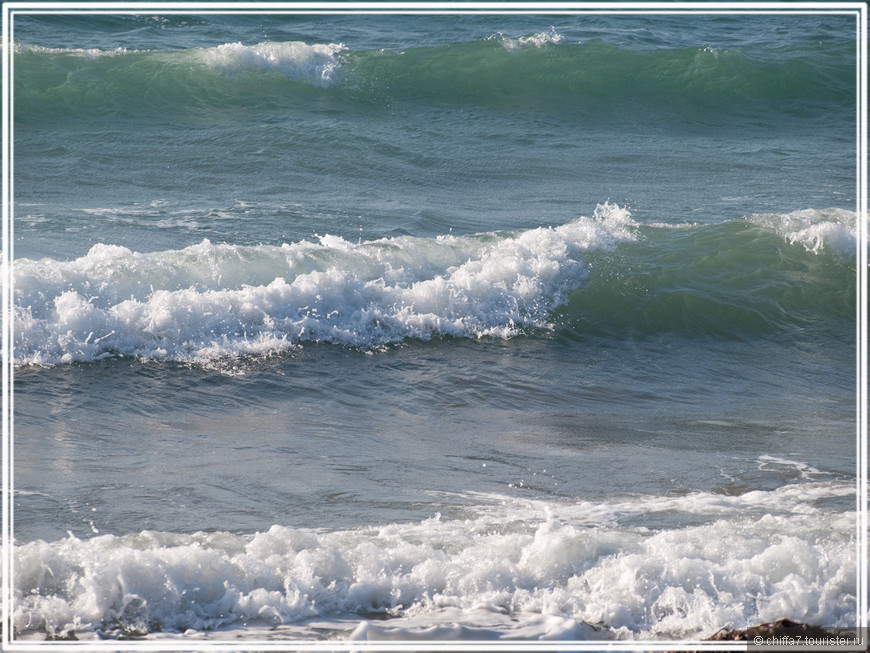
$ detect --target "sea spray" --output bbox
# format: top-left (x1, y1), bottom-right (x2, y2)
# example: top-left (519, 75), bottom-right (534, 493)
top-left (201, 41), bottom-right (346, 86)
top-left (748, 208), bottom-right (859, 258)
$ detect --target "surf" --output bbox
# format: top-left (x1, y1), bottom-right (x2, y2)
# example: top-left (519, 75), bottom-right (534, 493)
top-left (11, 203), bottom-right (633, 366)
top-left (14, 32), bottom-right (854, 123)
top-left (10, 205), bottom-right (857, 367)
top-left (12, 482), bottom-right (856, 641)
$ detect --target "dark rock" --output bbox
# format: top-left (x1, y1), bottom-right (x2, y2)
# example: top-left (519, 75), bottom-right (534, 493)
top-left (708, 618), bottom-right (836, 641)
top-left (672, 618), bottom-right (867, 652)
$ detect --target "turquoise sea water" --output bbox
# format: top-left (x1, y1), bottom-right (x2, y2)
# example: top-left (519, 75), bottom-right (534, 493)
top-left (9, 9), bottom-right (863, 644)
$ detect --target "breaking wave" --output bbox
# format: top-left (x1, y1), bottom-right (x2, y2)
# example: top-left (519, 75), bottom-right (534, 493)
top-left (10, 205), bottom-right (857, 367)
top-left (12, 482), bottom-right (856, 641)
top-left (15, 32), bottom-right (854, 121)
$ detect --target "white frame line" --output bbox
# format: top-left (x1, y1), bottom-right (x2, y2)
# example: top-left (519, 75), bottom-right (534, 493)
top-left (1, 3), bottom-right (866, 651)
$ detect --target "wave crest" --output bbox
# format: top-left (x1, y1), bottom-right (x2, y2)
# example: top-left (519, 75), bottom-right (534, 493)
top-left (13, 483), bottom-right (855, 640)
top-left (497, 27), bottom-right (564, 51)
top-left (12, 203), bottom-right (635, 367)
top-left (749, 207), bottom-right (858, 258)
top-left (201, 41), bottom-right (346, 86)
top-left (14, 35), bottom-right (854, 121)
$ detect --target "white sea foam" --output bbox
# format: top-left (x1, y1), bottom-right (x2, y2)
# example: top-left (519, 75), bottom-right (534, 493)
top-left (11, 483), bottom-right (856, 641)
top-left (498, 27), bottom-right (564, 51)
top-left (750, 207), bottom-right (859, 258)
top-left (201, 41), bottom-right (346, 86)
top-left (14, 43), bottom-right (133, 59)
top-left (757, 455), bottom-right (832, 480)
top-left (12, 203), bottom-right (635, 367)
top-left (15, 39), bottom-right (345, 86)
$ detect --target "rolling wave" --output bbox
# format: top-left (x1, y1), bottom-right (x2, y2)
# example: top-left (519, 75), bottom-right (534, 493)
top-left (558, 207), bottom-right (858, 340)
top-left (14, 32), bottom-right (854, 121)
top-left (10, 205), bottom-right (857, 367)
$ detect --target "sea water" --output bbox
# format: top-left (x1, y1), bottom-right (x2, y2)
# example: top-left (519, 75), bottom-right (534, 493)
top-left (8, 9), bottom-right (862, 643)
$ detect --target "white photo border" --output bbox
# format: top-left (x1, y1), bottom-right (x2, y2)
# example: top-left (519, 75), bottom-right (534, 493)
top-left (1, 2), bottom-right (866, 651)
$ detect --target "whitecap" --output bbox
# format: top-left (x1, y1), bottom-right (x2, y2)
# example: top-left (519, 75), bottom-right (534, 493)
top-left (749, 207), bottom-right (859, 258)
top-left (499, 27), bottom-right (564, 52)
top-left (201, 40), bottom-right (346, 86)
top-left (12, 203), bottom-right (636, 367)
